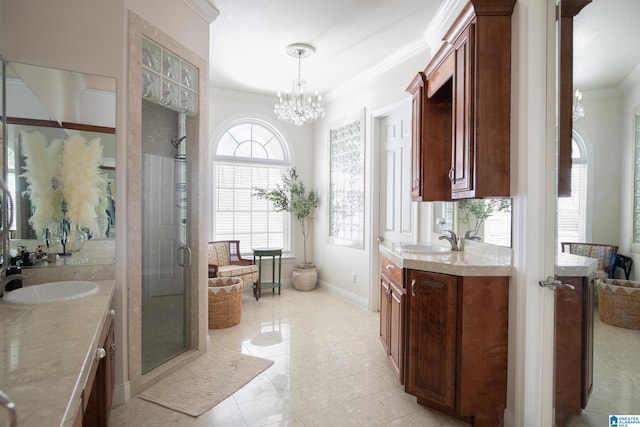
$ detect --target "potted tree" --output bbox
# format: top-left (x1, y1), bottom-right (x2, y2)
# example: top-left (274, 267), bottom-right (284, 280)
top-left (253, 168), bottom-right (320, 291)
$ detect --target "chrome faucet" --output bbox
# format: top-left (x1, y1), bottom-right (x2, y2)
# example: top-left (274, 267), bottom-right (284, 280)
top-left (463, 230), bottom-right (482, 241)
top-left (438, 230), bottom-right (460, 251)
top-left (0, 271), bottom-right (26, 297)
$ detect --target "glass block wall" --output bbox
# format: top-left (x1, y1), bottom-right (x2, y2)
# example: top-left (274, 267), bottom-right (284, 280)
top-left (142, 37), bottom-right (198, 115)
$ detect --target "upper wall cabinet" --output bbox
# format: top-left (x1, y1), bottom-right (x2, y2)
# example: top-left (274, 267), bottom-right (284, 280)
top-left (407, 71), bottom-right (453, 202)
top-left (407, 0), bottom-right (516, 201)
top-left (558, 0), bottom-right (592, 197)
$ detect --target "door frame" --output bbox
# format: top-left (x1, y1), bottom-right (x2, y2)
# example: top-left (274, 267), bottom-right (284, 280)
top-left (506, 0), bottom-right (558, 425)
top-left (368, 98), bottom-right (412, 312)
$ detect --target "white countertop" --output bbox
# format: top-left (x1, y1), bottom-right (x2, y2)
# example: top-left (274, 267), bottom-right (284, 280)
top-left (555, 252), bottom-right (598, 277)
top-left (379, 242), bottom-right (512, 277)
top-left (0, 279), bottom-right (115, 427)
top-left (380, 242), bottom-right (599, 279)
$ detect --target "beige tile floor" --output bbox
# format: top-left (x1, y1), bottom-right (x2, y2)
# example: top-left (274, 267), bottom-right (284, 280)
top-left (111, 286), bottom-right (639, 426)
top-left (565, 313), bottom-right (640, 426)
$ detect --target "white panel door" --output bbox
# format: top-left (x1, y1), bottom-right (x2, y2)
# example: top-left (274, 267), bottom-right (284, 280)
top-left (380, 108), bottom-right (414, 245)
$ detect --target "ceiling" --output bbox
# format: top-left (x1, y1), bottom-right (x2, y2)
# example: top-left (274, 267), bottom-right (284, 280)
top-left (208, 0), bottom-right (443, 98)
top-left (208, 0), bottom-right (640, 99)
top-left (573, 0), bottom-right (640, 92)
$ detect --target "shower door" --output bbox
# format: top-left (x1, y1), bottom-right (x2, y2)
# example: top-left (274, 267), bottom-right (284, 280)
top-left (141, 103), bottom-right (190, 373)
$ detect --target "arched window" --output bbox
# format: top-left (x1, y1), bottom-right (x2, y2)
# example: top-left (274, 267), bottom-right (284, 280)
top-left (557, 132), bottom-right (588, 245)
top-left (212, 119), bottom-right (290, 254)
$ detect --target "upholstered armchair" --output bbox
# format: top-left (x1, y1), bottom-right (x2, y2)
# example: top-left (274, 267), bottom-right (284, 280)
top-left (207, 240), bottom-right (260, 300)
top-left (561, 242), bottom-right (618, 279)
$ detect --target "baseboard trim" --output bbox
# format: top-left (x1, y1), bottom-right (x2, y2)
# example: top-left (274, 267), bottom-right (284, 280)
top-left (112, 381), bottom-right (131, 405)
top-left (317, 280), bottom-right (368, 309)
top-left (503, 408), bottom-right (514, 427)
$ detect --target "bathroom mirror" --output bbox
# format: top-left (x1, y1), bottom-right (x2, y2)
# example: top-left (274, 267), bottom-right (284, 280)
top-left (432, 198), bottom-right (512, 247)
top-left (3, 60), bottom-right (116, 264)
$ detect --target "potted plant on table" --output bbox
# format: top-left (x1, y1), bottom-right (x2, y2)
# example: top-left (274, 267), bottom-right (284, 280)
top-left (457, 198), bottom-right (511, 241)
top-left (253, 168), bottom-right (320, 291)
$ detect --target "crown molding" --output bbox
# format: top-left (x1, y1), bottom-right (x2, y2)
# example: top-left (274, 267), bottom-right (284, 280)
top-left (324, 0), bottom-right (465, 103)
top-left (182, 0), bottom-right (219, 24)
top-left (424, 0), bottom-right (466, 48)
top-left (211, 87), bottom-right (275, 105)
top-left (325, 38), bottom-right (429, 103)
top-left (620, 63), bottom-right (640, 92)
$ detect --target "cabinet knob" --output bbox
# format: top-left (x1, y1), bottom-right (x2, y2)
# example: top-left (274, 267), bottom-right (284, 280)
top-left (448, 168), bottom-right (455, 183)
top-left (411, 279), bottom-right (416, 297)
top-left (96, 347), bottom-right (107, 361)
top-left (386, 265), bottom-right (393, 271)
top-left (109, 308), bottom-right (116, 317)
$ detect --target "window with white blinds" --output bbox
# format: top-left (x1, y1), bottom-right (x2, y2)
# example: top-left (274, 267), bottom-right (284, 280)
top-left (557, 137), bottom-right (588, 248)
top-left (213, 120), bottom-right (290, 255)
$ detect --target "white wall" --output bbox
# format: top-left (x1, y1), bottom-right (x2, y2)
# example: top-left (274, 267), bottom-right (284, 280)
top-left (574, 91), bottom-right (623, 246)
top-left (622, 76), bottom-right (640, 279)
top-left (206, 47), bottom-right (432, 305)
top-left (208, 88), bottom-right (315, 280)
top-left (310, 51), bottom-right (429, 304)
top-left (1, 0), bottom-right (211, 404)
top-left (0, 0), bottom-right (123, 78)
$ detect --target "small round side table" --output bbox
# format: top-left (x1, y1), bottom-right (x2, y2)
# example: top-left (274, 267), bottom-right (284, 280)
top-left (252, 248), bottom-right (283, 299)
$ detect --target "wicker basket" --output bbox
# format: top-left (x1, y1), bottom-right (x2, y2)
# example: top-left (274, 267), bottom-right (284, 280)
top-left (596, 279), bottom-right (640, 330)
top-left (208, 277), bottom-right (243, 329)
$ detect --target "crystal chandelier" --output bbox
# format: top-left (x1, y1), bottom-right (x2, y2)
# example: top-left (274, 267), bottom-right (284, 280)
top-left (274, 43), bottom-right (324, 126)
top-left (572, 89), bottom-right (585, 120)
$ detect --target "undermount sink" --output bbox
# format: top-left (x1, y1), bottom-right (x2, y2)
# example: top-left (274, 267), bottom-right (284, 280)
top-left (3, 281), bottom-right (99, 305)
top-left (395, 244), bottom-right (451, 254)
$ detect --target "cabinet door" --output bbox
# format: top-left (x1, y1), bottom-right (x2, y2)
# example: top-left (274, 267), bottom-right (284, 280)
top-left (405, 270), bottom-right (457, 409)
top-left (407, 72), bottom-right (426, 201)
top-left (451, 24), bottom-right (475, 197)
top-left (102, 321), bottom-right (115, 425)
top-left (379, 278), bottom-right (391, 354)
top-left (389, 281), bottom-right (406, 384)
top-left (406, 71), bottom-right (452, 202)
top-left (83, 317), bottom-right (114, 427)
top-left (554, 276), bottom-right (593, 422)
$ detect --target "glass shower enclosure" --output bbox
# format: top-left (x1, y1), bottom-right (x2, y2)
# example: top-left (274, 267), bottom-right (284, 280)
top-left (140, 37), bottom-right (197, 373)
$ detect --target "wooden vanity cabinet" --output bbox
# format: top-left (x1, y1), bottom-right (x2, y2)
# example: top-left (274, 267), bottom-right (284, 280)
top-left (405, 269), bottom-right (509, 427)
top-left (82, 308), bottom-right (116, 427)
top-left (554, 275), bottom-right (594, 427)
top-left (379, 255), bottom-right (406, 383)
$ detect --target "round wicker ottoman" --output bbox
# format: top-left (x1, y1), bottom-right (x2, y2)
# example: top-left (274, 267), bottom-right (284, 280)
top-left (208, 277), bottom-right (243, 329)
top-left (595, 279), bottom-right (640, 330)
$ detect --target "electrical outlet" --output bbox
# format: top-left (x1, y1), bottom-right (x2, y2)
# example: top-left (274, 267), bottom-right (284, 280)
top-left (351, 272), bottom-right (356, 283)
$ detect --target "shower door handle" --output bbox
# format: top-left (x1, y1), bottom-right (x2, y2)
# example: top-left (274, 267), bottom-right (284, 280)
top-left (0, 390), bottom-right (16, 427)
top-left (177, 245), bottom-right (192, 267)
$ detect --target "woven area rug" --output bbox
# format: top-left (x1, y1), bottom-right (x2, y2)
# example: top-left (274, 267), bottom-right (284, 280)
top-left (138, 349), bottom-right (273, 417)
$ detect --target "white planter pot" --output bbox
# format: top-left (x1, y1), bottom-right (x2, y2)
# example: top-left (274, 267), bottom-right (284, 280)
top-left (292, 266), bottom-right (317, 291)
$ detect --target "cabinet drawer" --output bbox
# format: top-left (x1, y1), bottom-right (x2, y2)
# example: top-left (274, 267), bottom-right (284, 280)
top-left (380, 255), bottom-right (402, 286)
